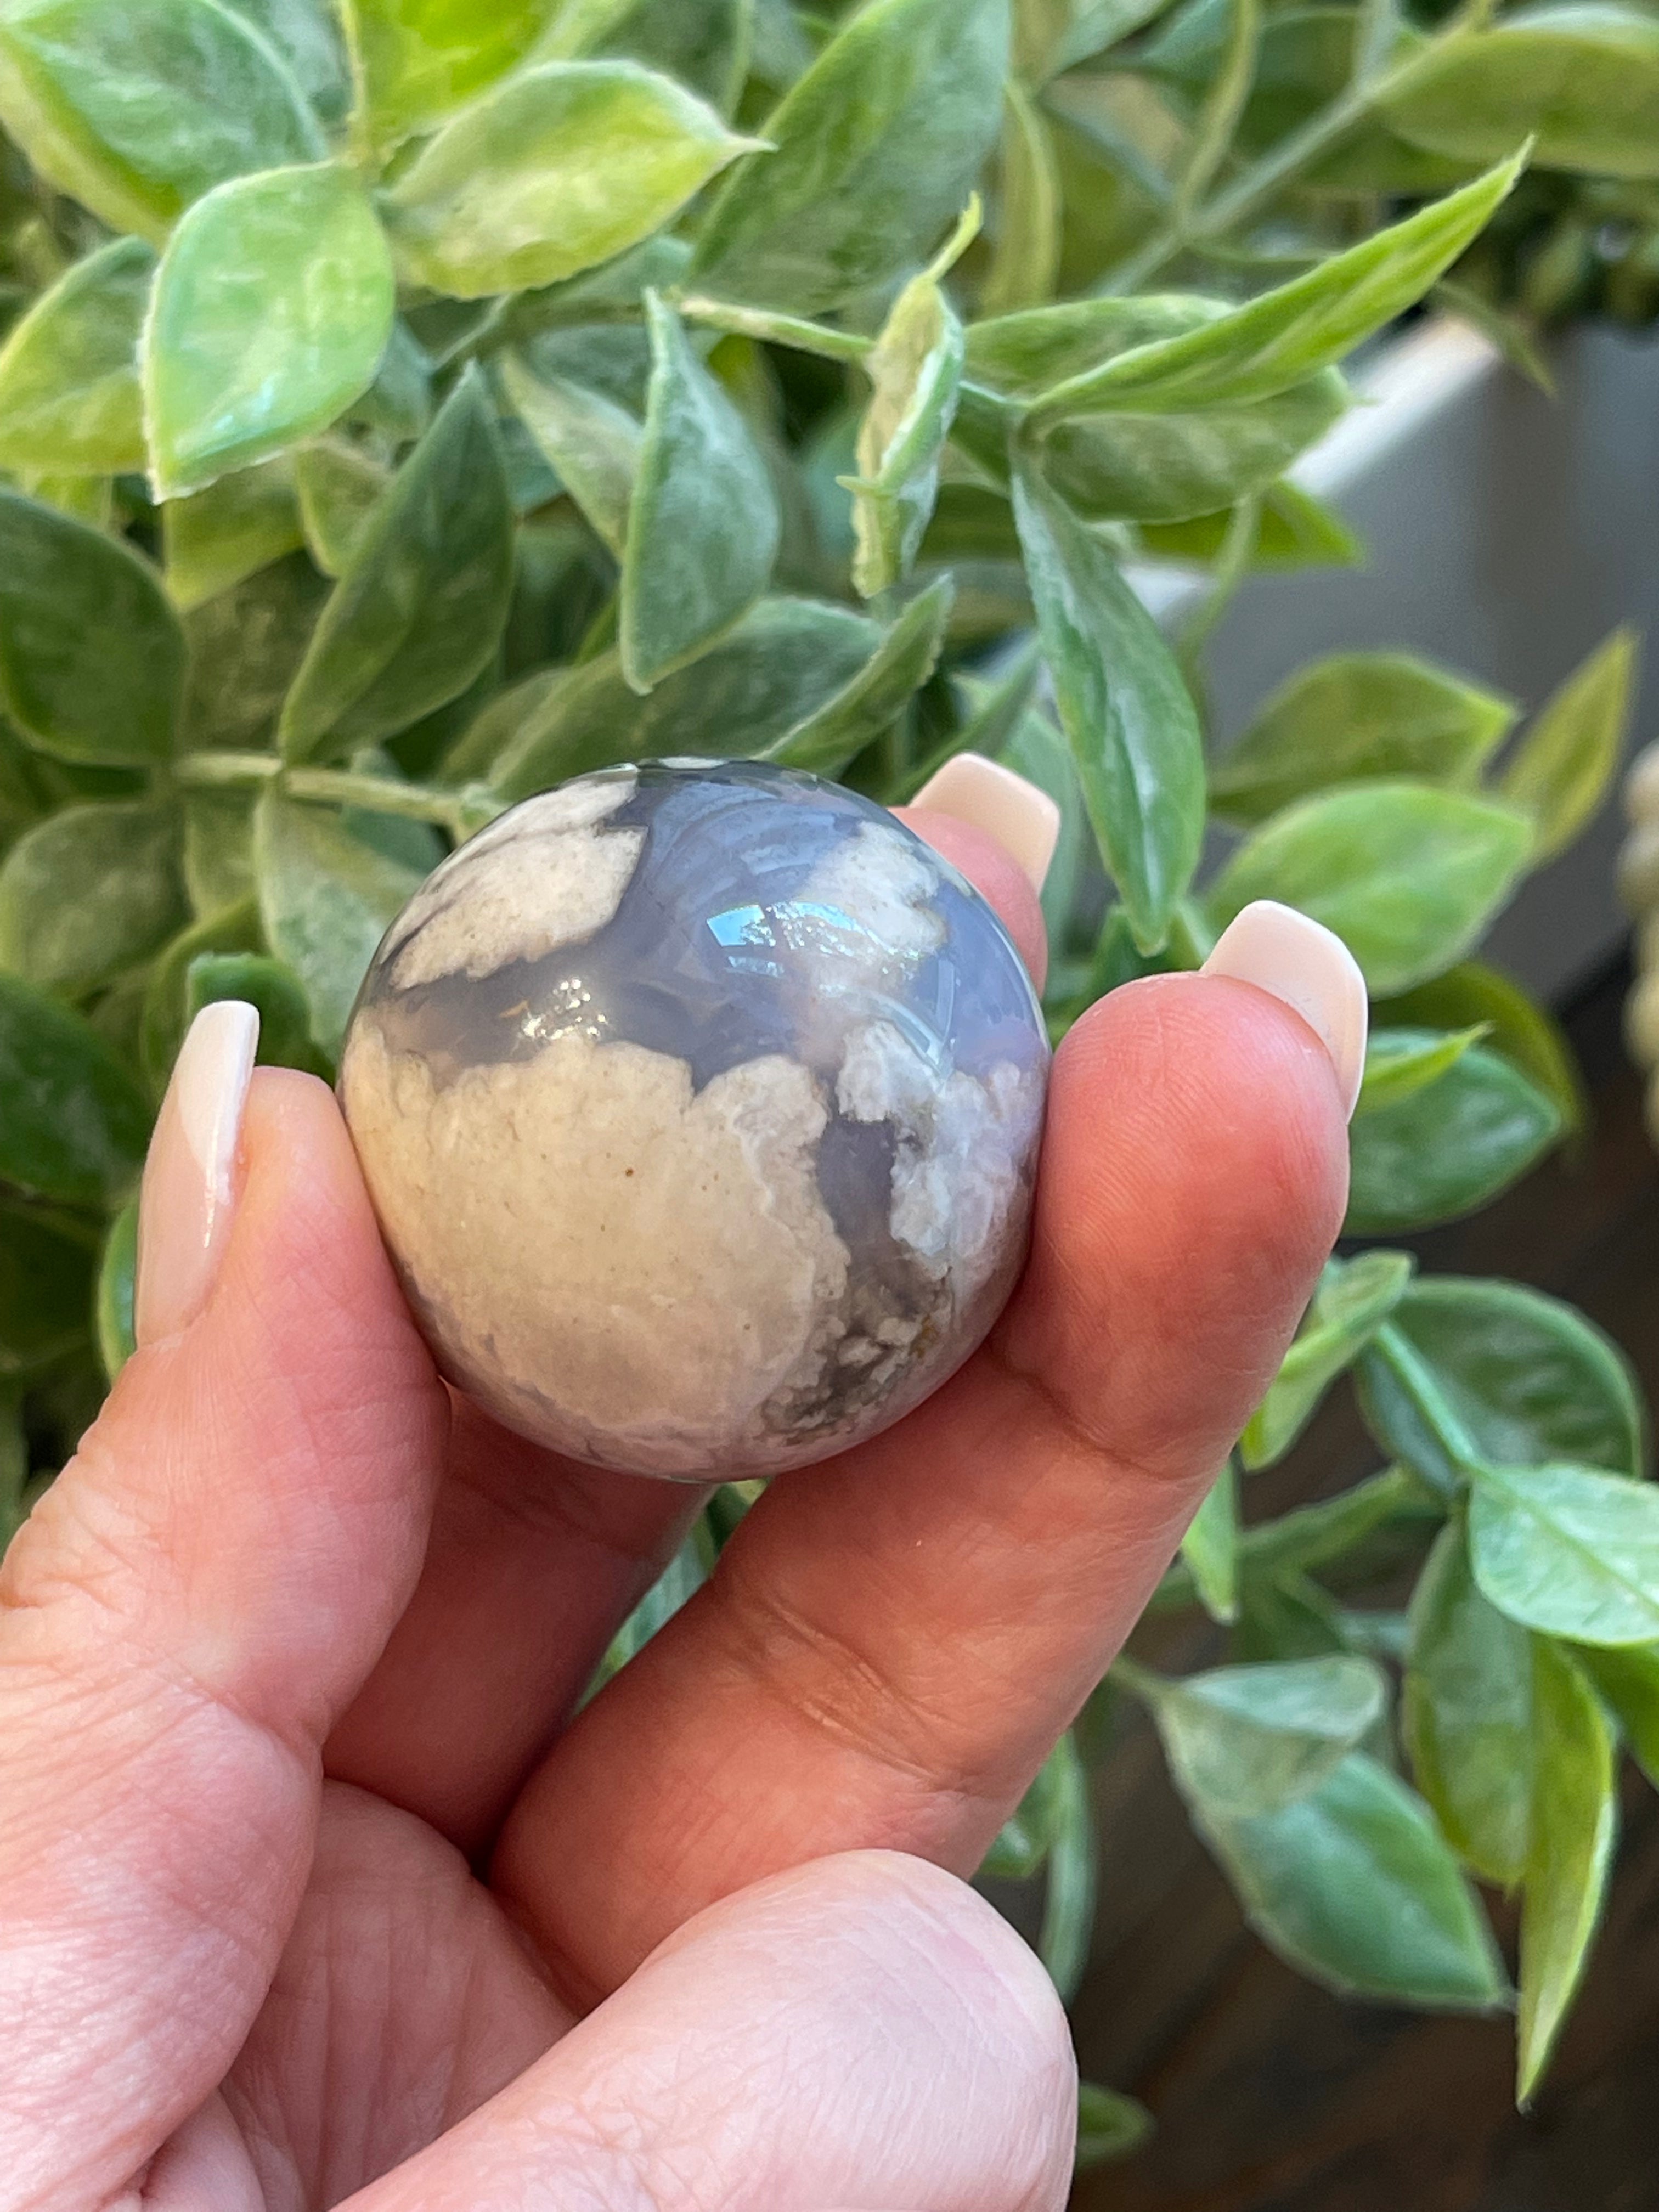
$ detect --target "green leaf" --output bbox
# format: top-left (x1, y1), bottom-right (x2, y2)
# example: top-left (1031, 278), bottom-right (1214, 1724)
top-left (0, 492), bottom-right (184, 766)
top-left (967, 295), bottom-right (1222, 403)
top-left (491, 594), bottom-right (879, 795)
top-left (0, 1198), bottom-right (95, 1378)
top-left (1030, 156), bottom-right (1525, 417)
top-left (579, 0), bottom-right (755, 114)
top-left (1356, 1024), bottom-right (1489, 1115)
top-left (144, 162), bottom-right (396, 498)
top-left (979, 1729), bottom-right (1079, 1881)
top-left (179, 551), bottom-right (329, 754)
top-left (341, 0), bottom-right (551, 146)
top-left (1146, 1652), bottom-right (1387, 1819)
top-left (1201, 1748), bottom-right (1509, 2006)
top-left (1518, 1637), bottom-right (1618, 2104)
top-left (1379, 960), bottom-right (1585, 1137)
top-left (292, 442), bottom-right (390, 579)
top-left (961, 296), bottom-right (1347, 524)
top-left (185, 949), bottom-right (330, 1076)
top-left (1012, 464), bottom-right (1203, 952)
top-left (381, 60), bottom-right (758, 300)
top-left (181, 789), bottom-right (257, 919)
top-left (1181, 1461), bottom-right (1239, 1623)
top-left (1358, 1280), bottom-right (1646, 1493)
top-left (1037, 1728), bottom-right (1096, 2000)
top-left (1234, 1565), bottom-right (1352, 1662)
top-left (1470, 1461), bottom-right (1659, 1647)
top-left (1075, 2083), bottom-right (1154, 2170)
top-left (621, 293), bottom-right (780, 692)
top-left (1499, 626), bottom-right (1638, 863)
top-left (1345, 1043), bottom-right (1562, 1233)
top-left (1205, 781), bottom-right (1534, 996)
top-left (94, 1193), bottom-right (137, 1383)
top-left (280, 371), bottom-right (514, 764)
top-left (0, 972), bottom-right (150, 1205)
top-left (139, 898), bottom-right (264, 1092)
top-left (1138, 479), bottom-right (1363, 573)
top-left (848, 212), bottom-right (972, 598)
top-left (1405, 1518), bottom-right (1534, 1887)
top-left (162, 458), bottom-right (306, 613)
top-left (1383, 7), bottom-right (1659, 181)
top-left (690, 0), bottom-right (1011, 314)
top-left (0, 236), bottom-right (153, 477)
top-left (222, 0), bottom-right (350, 127)
top-left (1039, 369), bottom-right (1345, 524)
top-left (1575, 1643), bottom-right (1659, 1792)
top-left (591, 1519), bottom-right (716, 1690)
top-left (983, 79), bottom-right (1062, 318)
top-left (763, 578), bottom-right (952, 777)
top-left (254, 793), bottom-right (422, 1055)
top-left (0, 0), bottom-right (325, 244)
top-left (0, 800), bottom-right (187, 996)
top-left (998, 697), bottom-right (1090, 951)
top-left (1242, 1249), bottom-right (1414, 1469)
top-left (500, 348), bottom-right (639, 558)
top-left (1211, 652), bottom-right (1517, 826)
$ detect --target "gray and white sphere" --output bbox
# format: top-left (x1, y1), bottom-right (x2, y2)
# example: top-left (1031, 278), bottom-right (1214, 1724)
top-left (338, 760), bottom-right (1049, 1479)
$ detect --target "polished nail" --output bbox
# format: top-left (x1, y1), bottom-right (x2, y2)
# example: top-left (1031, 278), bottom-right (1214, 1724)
top-left (1201, 900), bottom-right (1368, 1120)
top-left (910, 752), bottom-right (1062, 894)
top-left (134, 1001), bottom-right (260, 1347)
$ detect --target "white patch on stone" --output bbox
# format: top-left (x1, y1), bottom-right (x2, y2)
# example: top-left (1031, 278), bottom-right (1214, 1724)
top-left (838, 1018), bottom-right (1045, 1303)
top-left (794, 822), bottom-right (945, 981)
top-left (338, 1022), bottom-right (850, 1477)
top-left (376, 774), bottom-right (641, 985)
top-left (388, 823), bottom-right (645, 988)
top-left (468, 775), bottom-right (638, 850)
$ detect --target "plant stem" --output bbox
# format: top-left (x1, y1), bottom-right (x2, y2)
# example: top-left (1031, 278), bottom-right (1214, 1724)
top-left (172, 752), bottom-right (499, 839)
top-left (1102, 20), bottom-right (1472, 291)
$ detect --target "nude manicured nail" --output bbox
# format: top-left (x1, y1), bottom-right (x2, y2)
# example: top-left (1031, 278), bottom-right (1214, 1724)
top-left (1201, 899), bottom-right (1368, 1120)
top-left (134, 1001), bottom-right (259, 1346)
top-left (910, 752), bottom-right (1062, 893)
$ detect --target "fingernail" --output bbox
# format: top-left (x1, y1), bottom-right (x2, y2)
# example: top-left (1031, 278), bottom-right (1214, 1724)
top-left (135, 1001), bottom-right (260, 1346)
top-left (1201, 900), bottom-right (1368, 1120)
top-left (910, 752), bottom-right (1062, 894)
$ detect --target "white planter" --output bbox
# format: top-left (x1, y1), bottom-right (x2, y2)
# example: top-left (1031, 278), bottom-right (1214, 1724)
top-left (1139, 315), bottom-right (1659, 1002)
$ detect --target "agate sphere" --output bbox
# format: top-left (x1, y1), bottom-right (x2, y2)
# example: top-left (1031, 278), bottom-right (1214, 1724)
top-left (338, 760), bottom-right (1049, 1479)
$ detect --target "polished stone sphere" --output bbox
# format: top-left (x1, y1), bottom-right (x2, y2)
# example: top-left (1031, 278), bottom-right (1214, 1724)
top-left (338, 760), bottom-right (1049, 1479)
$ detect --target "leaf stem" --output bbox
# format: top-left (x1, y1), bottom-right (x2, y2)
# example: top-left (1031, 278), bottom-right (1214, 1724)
top-left (1103, 20), bottom-right (1472, 291)
top-left (674, 294), bottom-right (875, 364)
top-left (173, 753), bottom-right (499, 839)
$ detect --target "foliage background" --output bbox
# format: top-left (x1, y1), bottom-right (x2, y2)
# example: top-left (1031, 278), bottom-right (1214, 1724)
top-left (0, 0), bottom-right (1655, 2177)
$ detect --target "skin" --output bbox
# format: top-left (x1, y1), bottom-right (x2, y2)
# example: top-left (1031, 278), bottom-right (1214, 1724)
top-left (0, 815), bottom-right (1348, 2211)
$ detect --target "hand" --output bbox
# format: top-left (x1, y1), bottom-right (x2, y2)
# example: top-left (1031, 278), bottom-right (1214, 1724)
top-left (0, 779), bottom-right (1356, 2210)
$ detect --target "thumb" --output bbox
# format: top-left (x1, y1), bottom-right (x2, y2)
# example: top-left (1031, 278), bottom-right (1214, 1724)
top-left (0, 1005), bottom-right (447, 2207)
top-left (349, 1852), bottom-right (1076, 2212)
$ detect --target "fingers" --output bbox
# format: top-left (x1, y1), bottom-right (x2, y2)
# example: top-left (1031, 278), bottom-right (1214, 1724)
top-left (349, 1853), bottom-right (1074, 2212)
top-left (0, 1046), bottom-right (448, 2204)
top-left (493, 970), bottom-right (1350, 2002)
top-left (321, 772), bottom-right (1054, 1853)
top-left (325, 1404), bottom-right (701, 1854)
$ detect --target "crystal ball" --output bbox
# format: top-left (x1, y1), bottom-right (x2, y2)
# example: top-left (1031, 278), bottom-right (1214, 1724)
top-left (338, 760), bottom-right (1049, 1479)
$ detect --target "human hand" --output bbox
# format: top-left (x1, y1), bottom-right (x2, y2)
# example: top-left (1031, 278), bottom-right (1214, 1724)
top-left (0, 773), bottom-right (1359, 2209)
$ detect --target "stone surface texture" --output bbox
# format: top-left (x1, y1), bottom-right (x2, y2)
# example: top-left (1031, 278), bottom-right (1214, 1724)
top-left (339, 760), bottom-right (1049, 1479)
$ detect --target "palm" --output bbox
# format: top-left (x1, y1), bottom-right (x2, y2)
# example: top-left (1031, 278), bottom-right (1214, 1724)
top-left (216, 1789), bottom-right (565, 2205)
